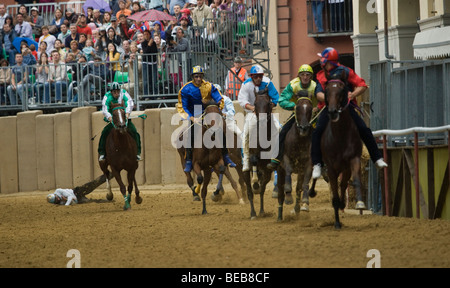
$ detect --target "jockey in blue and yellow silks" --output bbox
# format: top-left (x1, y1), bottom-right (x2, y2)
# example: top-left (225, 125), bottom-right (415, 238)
top-left (177, 66), bottom-right (236, 172)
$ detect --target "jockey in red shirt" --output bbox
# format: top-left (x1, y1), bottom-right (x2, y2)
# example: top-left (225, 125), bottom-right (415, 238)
top-left (311, 47), bottom-right (388, 179)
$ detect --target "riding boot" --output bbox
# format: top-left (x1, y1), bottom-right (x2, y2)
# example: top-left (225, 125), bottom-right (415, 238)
top-left (98, 122), bottom-right (113, 160)
top-left (127, 120), bottom-right (142, 160)
top-left (310, 107), bottom-right (328, 166)
top-left (184, 148), bottom-right (193, 172)
top-left (222, 148), bottom-right (236, 168)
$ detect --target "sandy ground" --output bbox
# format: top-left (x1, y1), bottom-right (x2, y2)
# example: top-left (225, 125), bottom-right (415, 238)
top-left (1, 179), bottom-right (450, 268)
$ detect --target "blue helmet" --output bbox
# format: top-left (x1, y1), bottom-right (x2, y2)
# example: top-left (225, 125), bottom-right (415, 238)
top-left (249, 65), bottom-right (264, 75)
top-left (318, 47), bottom-right (339, 67)
top-left (191, 66), bottom-right (204, 76)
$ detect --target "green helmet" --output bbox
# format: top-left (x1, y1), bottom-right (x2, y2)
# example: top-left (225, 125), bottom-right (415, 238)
top-left (111, 82), bottom-right (121, 91)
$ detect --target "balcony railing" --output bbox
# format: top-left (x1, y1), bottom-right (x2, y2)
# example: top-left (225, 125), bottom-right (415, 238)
top-left (306, 0), bottom-right (353, 37)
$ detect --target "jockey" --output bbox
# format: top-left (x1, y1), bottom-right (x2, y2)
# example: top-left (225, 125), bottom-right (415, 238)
top-left (225, 56), bottom-right (249, 99)
top-left (47, 188), bottom-right (78, 205)
top-left (311, 47), bottom-right (388, 179)
top-left (267, 64), bottom-right (321, 170)
top-left (238, 64), bottom-right (280, 172)
top-left (177, 66), bottom-right (237, 173)
top-left (214, 84), bottom-right (242, 138)
top-left (98, 82), bottom-right (142, 162)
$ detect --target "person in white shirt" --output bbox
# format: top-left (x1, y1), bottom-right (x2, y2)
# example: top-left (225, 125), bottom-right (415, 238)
top-left (39, 26), bottom-right (57, 55)
top-left (47, 188), bottom-right (78, 205)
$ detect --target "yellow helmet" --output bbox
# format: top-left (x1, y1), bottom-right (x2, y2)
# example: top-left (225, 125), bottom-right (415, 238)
top-left (298, 64), bottom-right (313, 75)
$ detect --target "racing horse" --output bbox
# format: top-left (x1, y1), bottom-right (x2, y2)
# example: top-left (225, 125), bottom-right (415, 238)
top-left (309, 71), bottom-right (365, 229)
top-left (276, 92), bottom-right (313, 221)
top-left (245, 87), bottom-right (277, 219)
top-left (99, 102), bottom-right (142, 210)
top-left (177, 101), bottom-right (228, 214)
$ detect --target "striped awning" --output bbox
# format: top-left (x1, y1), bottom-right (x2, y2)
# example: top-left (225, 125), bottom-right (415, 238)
top-left (413, 26), bottom-right (450, 59)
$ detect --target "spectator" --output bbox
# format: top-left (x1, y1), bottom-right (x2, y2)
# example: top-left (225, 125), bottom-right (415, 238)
top-left (217, 9), bottom-right (233, 54)
top-left (141, 29), bottom-right (158, 94)
top-left (49, 8), bottom-right (66, 36)
top-left (122, 43), bottom-right (142, 99)
top-left (69, 40), bottom-right (83, 60)
top-left (168, 26), bottom-right (189, 52)
top-left (37, 41), bottom-right (47, 61)
top-left (328, 0), bottom-right (345, 32)
top-left (192, 0), bottom-right (213, 27)
top-left (106, 26), bottom-right (122, 49)
top-left (168, 0), bottom-right (189, 15)
top-left (233, 0), bottom-right (248, 54)
top-left (65, 24), bottom-right (80, 49)
top-left (136, 32), bottom-right (144, 51)
top-left (17, 5), bottom-right (31, 23)
top-left (29, 43), bottom-right (38, 60)
top-left (116, 0), bottom-right (132, 19)
top-left (65, 8), bottom-right (78, 25)
top-left (7, 53), bottom-right (29, 105)
top-left (118, 14), bottom-right (131, 41)
top-left (83, 38), bottom-right (96, 62)
top-left (77, 14), bottom-right (93, 39)
top-left (92, 9), bottom-right (104, 28)
top-left (102, 11), bottom-right (113, 31)
top-left (34, 52), bottom-right (50, 103)
top-left (39, 26), bottom-right (57, 55)
top-left (14, 13), bottom-right (33, 40)
top-left (110, 15), bottom-right (121, 36)
top-left (210, 0), bottom-right (222, 18)
top-left (0, 4), bottom-right (9, 33)
top-left (152, 21), bottom-right (166, 40)
top-left (172, 4), bottom-right (182, 23)
top-left (312, 0), bottom-right (325, 33)
top-left (79, 55), bottom-right (107, 101)
top-left (167, 27), bottom-right (188, 86)
top-left (0, 59), bottom-right (10, 105)
top-left (2, 23), bottom-right (18, 65)
top-left (66, 53), bottom-right (88, 103)
top-left (225, 56), bottom-right (248, 99)
top-left (22, 45), bottom-right (37, 73)
top-left (57, 23), bottom-right (70, 43)
top-left (86, 7), bottom-right (95, 24)
top-left (47, 50), bottom-right (68, 103)
top-left (149, 0), bottom-right (165, 11)
top-left (120, 39), bottom-right (131, 63)
top-left (107, 42), bottom-right (121, 81)
top-left (130, 1), bottom-right (142, 15)
top-left (54, 39), bottom-right (67, 61)
top-left (78, 33), bottom-right (87, 49)
top-left (128, 20), bottom-right (149, 41)
top-left (178, 16), bottom-right (190, 35)
top-left (95, 27), bottom-right (108, 60)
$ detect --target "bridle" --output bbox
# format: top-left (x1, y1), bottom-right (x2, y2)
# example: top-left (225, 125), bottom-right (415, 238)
top-left (294, 96), bottom-right (312, 130)
top-left (112, 106), bottom-right (128, 129)
top-left (325, 79), bottom-right (350, 115)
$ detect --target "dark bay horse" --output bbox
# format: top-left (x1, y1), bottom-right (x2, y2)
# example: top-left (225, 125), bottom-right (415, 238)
top-left (177, 101), bottom-right (227, 214)
top-left (309, 72), bottom-right (365, 229)
top-left (276, 94), bottom-right (313, 221)
top-left (99, 102), bottom-right (142, 210)
top-left (245, 88), bottom-right (276, 219)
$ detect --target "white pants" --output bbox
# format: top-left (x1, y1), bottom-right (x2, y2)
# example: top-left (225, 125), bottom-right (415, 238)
top-left (242, 112), bottom-right (281, 165)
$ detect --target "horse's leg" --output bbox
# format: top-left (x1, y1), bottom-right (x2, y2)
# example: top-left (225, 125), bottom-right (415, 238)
top-left (201, 169), bottom-right (212, 215)
top-left (211, 165), bottom-right (225, 202)
top-left (340, 169), bottom-right (352, 210)
top-left (258, 168), bottom-right (272, 217)
top-left (350, 157), bottom-right (366, 210)
top-left (134, 177), bottom-right (142, 204)
top-left (244, 170), bottom-right (257, 219)
top-left (105, 172), bottom-right (114, 201)
top-left (283, 161), bottom-right (294, 205)
top-left (276, 167), bottom-right (286, 221)
top-left (250, 155), bottom-right (260, 194)
top-left (328, 171), bottom-right (341, 229)
top-left (113, 170), bottom-right (130, 211)
top-left (224, 167), bottom-right (245, 204)
top-left (236, 167), bottom-right (247, 202)
top-left (300, 162), bottom-right (312, 212)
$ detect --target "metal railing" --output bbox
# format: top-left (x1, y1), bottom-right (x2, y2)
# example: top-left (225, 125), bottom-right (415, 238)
top-left (306, 0), bottom-right (353, 36)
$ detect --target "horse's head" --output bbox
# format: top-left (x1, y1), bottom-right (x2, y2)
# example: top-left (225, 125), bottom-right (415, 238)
top-left (203, 100), bottom-right (223, 132)
top-left (111, 102), bottom-right (128, 133)
top-left (325, 70), bottom-right (348, 122)
top-left (253, 87), bottom-right (272, 121)
top-left (294, 90), bottom-right (313, 136)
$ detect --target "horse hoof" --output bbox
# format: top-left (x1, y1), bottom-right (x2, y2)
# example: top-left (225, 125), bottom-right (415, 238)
top-left (300, 203), bottom-right (309, 212)
top-left (136, 196), bottom-right (143, 204)
top-left (193, 194), bottom-right (201, 201)
top-left (106, 193), bottom-right (113, 201)
top-left (356, 201), bottom-right (366, 210)
top-left (284, 193), bottom-right (293, 205)
top-left (309, 189), bottom-right (317, 198)
top-left (211, 193), bottom-right (222, 202)
top-left (334, 223), bottom-right (342, 230)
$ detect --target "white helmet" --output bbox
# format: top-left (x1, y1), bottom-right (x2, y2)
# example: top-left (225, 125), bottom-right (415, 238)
top-left (249, 64), bottom-right (264, 75)
top-left (47, 194), bottom-right (56, 204)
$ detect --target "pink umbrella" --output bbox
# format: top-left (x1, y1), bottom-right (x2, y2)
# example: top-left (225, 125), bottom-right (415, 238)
top-left (127, 9), bottom-right (176, 22)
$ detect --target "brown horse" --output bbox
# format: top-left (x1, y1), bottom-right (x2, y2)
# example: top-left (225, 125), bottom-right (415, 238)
top-left (99, 102), bottom-right (142, 210)
top-left (309, 72), bottom-right (365, 229)
top-left (276, 94), bottom-right (313, 221)
top-left (177, 101), bottom-right (227, 214)
top-left (245, 87), bottom-right (276, 219)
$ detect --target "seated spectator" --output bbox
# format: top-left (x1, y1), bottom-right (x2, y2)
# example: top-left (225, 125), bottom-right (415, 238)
top-left (39, 26), bottom-right (57, 55)
top-left (69, 40), bottom-right (83, 60)
top-left (18, 5), bottom-right (31, 23)
top-left (106, 27), bottom-right (122, 49)
top-left (15, 13), bottom-right (33, 40)
top-left (78, 33), bottom-right (87, 49)
top-left (77, 14), bottom-right (93, 39)
top-left (49, 8), bottom-right (65, 35)
top-left (92, 9), bottom-right (104, 28)
top-left (29, 7), bottom-right (44, 41)
top-left (47, 50), bottom-right (68, 103)
top-left (118, 14), bottom-right (131, 41)
top-left (57, 23), bottom-right (70, 43)
top-left (65, 24), bottom-right (80, 49)
top-left (102, 11), bottom-right (112, 31)
top-left (130, 1), bottom-right (142, 15)
top-left (29, 44), bottom-right (38, 60)
top-left (65, 8), bottom-right (78, 25)
top-left (0, 59), bottom-right (11, 105)
top-left (152, 21), bottom-right (166, 40)
top-left (54, 39), bottom-right (67, 61)
top-left (21, 46), bottom-right (37, 76)
top-left (116, 0), bottom-right (132, 19)
top-left (83, 39), bottom-right (96, 62)
top-left (37, 41), bottom-right (47, 61)
top-left (86, 7), bottom-right (95, 24)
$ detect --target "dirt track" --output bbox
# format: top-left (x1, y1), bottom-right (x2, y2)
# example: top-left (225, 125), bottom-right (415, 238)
top-left (1, 179), bottom-right (450, 268)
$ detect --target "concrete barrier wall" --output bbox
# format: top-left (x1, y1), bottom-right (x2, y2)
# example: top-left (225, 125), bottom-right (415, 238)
top-left (0, 101), bottom-right (292, 194)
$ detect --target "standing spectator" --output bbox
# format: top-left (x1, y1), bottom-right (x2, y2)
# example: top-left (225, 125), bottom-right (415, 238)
top-left (172, 4), bottom-right (182, 23)
top-left (118, 14), bottom-right (131, 41)
top-left (65, 24), bottom-right (80, 49)
top-left (47, 50), bottom-right (68, 103)
top-left (65, 8), bottom-right (78, 25)
top-left (149, 0), bottom-right (165, 11)
top-left (192, 0), bottom-right (213, 27)
top-left (92, 9), bottom-right (104, 28)
top-left (57, 23), bottom-right (70, 43)
top-left (49, 8), bottom-right (66, 36)
top-left (120, 39), bottom-right (131, 63)
top-left (233, 0), bottom-right (247, 54)
top-left (2, 23), bottom-right (18, 65)
top-left (66, 53), bottom-right (88, 103)
top-left (106, 27), bottom-right (122, 49)
top-left (21, 45), bottom-right (37, 73)
top-left (17, 5), bottom-right (31, 22)
top-left (77, 14), bottom-right (93, 39)
top-left (0, 59), bottom-right (10, 105)
top-left (37, 41), bottom-right (47, 61)
top-left (29, 7), bottom-right (44, 40)
top-left (15, 13), bottom-right (33, 40)
top-left (95, 27), bottom-right (108, 60)
top-left (128, 20), bottom-right (149, 41)
top-left (131, 2), bottom-right (142, 15)
top-left (167, 27), bottom-right (188, 86)
top-left (152, 21), bottom-right (166, 40)
top-left (102, 11), bottom-right (113, 31)
top-left (7, 53), bottom-right (29, 105)
top-left (141, 29), bottom-right (158, 94)
top-left (168, 0), bottom-right (189, 15)
top-left (122, 43), bottom-right (142, 98)
top-left (225, 56), bottom-right (248, 100)
top-left (210, 0), bottom-right (222, 18)
top-left (39, 26), bottom-right (57, 55)
top-left (107, 42), bottom-right (121, 81)
top-left (34, 52), bottom-right (50, 103)
top-left (79, 55), bottom-right (107, 101)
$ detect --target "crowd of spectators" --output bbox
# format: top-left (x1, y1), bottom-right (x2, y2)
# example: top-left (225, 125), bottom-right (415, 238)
top-left (0, 0), bottom-right (265, 106)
